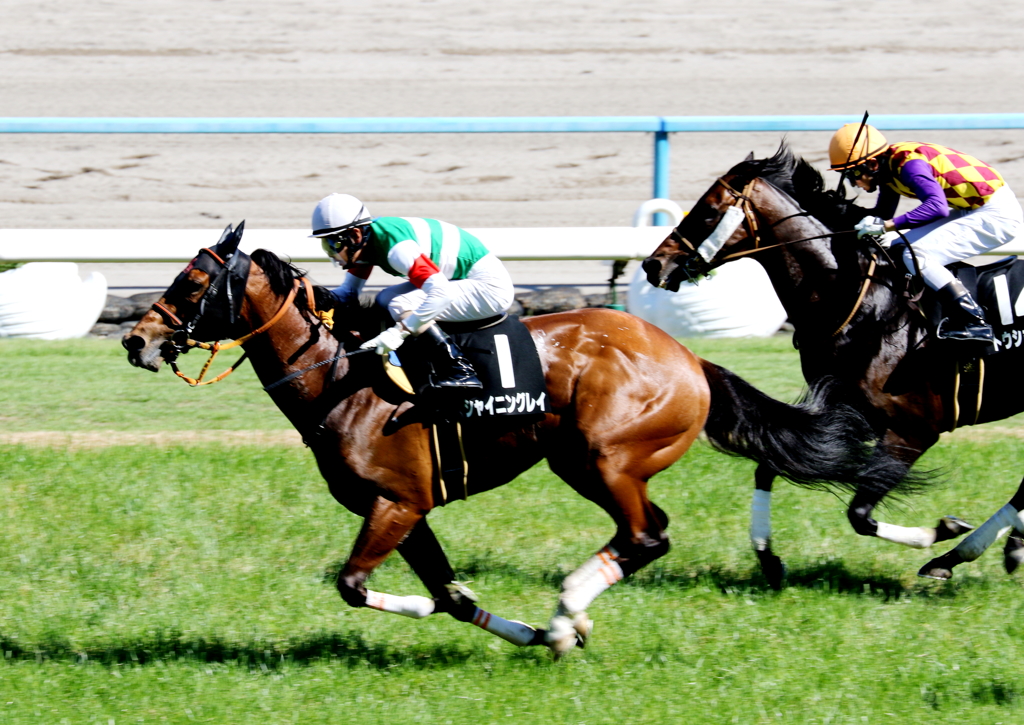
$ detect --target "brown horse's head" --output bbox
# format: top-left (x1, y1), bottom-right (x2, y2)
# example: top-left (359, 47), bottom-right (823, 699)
top-left (642, 144), bottom-right (837, 292)
top-left (642, 152), bottom-right (768, 292)
top-left (123, 222), bottom-right (250, 371)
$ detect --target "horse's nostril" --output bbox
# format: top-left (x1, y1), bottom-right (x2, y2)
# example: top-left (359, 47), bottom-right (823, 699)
top-left (122, 334), bottom-right (145, 353)
top-left (641, 258), bottom-right (661, 276)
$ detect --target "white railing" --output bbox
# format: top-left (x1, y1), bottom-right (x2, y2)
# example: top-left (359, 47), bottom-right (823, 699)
top-left (0, 226), bottom-right (673, 264)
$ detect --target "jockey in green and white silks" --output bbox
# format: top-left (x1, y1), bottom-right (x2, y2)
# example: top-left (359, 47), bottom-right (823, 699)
top-left (310, 193), bottom-right (515, 395)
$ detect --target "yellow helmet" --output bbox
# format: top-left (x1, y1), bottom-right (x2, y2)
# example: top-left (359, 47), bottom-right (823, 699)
top-left (829, 123), bottom-right (889, 170)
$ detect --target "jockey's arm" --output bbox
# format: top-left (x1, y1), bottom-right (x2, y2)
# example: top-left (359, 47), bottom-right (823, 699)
top-left (331, 263), bottom-right (373, 304)
top-left (889, 159), bottom-right (950, 230)
top-left (387, 240), bottom-right (458, 334)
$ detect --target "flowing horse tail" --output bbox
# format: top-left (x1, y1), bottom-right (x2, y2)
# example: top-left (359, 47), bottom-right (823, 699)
top-left (699, 359), bottom-right (923, 497)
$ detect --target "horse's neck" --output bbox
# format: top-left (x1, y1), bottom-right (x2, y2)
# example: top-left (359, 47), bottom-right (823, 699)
top-left (752, 208), bottom-right (840, 326)
top-left (753, 204), bottom-right (913, 381)
top-left (240, 279), bottom-right (352, 407)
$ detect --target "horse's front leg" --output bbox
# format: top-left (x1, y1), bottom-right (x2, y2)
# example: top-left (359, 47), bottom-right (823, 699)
top-left (396, 517), bottom-right (546, 647)
top-left (919, 475), bottom-right (1024, 580)
top-left (751, 464), bottom-right (786, 590)
top-left (336, 494), bottom-right (425, 609)
top-left (339, 497), bottom-right (544, 647)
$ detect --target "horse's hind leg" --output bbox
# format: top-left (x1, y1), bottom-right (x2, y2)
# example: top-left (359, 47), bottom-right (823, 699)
top-left (545, 463), bottom-right (672, 658)
top-left (919, 475), bottom-right (1024, 580)
top-left (848, 436), bottom-right (973, 548)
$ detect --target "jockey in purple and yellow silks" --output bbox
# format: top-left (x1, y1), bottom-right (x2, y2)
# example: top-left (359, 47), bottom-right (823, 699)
top-left (309, 193), bottom-right (514, 396)
top-left (829, 123), bottom-right (1024, 344)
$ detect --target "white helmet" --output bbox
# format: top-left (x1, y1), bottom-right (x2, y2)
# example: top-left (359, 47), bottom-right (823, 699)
top-left (309, 193), bottom-right (372, 238)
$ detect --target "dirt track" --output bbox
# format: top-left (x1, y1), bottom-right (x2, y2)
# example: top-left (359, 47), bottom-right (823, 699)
top-left (4, 0), bottom-right (1024, 232)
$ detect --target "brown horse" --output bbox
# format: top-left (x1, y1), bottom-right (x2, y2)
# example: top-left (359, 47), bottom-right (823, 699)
top-left (123, 223), bottom-right (893, 655)
top-left (642, 143), bottom-right (1024, 584)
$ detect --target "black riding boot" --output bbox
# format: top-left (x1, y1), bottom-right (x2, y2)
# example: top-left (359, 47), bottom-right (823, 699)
top-left (419, 324), bottom-right (483, 393)
top-left (935, 279), bottom-right (994, 343)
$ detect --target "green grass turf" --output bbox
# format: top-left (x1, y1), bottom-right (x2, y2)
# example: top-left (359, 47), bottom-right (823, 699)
top-left (2, 336), bottom-right (1024, 723)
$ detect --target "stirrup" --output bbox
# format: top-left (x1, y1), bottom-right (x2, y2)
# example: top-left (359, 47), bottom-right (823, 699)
top-left (936, 319), bottom-right (994, 343)
top-left (431, 367), bottom-right (483, 390)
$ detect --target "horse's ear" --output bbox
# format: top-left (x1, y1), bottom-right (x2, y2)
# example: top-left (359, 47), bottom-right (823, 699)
top-left (216, 220), bottom-right (245, 257)
top-left (215, 223), bottom-right (234, 246)
top-left (745, 151), bottom-right (755, 162)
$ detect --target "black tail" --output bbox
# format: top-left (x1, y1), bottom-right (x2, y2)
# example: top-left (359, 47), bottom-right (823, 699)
top-left (699, 360), bottom-right (930, 498)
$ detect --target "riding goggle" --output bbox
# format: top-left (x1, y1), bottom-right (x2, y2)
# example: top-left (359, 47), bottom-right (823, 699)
top-left (321, 234), bottom-right (348, 258)
top-left (849, 164), bottom-right (871, 179)
top-left (321, 229), bottom-right (370, 268)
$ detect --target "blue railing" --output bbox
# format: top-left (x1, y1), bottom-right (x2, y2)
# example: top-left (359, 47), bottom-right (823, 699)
top-left (4, 113), bottom-right (1024, 204)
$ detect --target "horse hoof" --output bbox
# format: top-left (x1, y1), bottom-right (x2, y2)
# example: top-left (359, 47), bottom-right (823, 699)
top-left (755, 549), bottom-right (787, 590)
top-left (1004, 536), bottom-right (1024, 575)
top-left (573, 614), bottom-right (594, 649)
top-left (935, 515), bottom-right (974, 543)
top-left (545, 612), bottom-right (591, 659)
top-left (918, 556), bottom-right (955, 580)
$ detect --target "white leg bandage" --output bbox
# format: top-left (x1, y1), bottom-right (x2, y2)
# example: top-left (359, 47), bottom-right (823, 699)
top-left (558, 546), bottom-right (624, 615)
top-left (470, 608), bottom-right (538, 647)
top-left (365, 590), bottom-right (436, 619)
top-left (545, 547), bottom-right (620, 652)
top-left (875, 522), bottom-right (938, 549)
top-left (751, 489), bottom-right (772, 551)
top-left (954, 504), bottom-right (1021, 562)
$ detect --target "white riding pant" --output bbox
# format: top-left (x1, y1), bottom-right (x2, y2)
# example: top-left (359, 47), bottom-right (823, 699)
top-left (375, 253), bottom-right (515, 330)
top-left (894, 184), bottom-right (1024, 290)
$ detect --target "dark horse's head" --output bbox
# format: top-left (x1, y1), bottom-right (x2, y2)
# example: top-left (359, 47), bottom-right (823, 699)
top-left (642, 143), bottom-right (868, 292)
top-left (123, 223), bottom-right (254, 371)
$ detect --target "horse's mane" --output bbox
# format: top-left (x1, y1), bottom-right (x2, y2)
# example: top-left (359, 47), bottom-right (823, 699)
top-left (251, 248), bottom-right (338, 313)
top-left (730, 142), bottom-right (873, 232)
top-left (728, 144), bottom-right (915, 340)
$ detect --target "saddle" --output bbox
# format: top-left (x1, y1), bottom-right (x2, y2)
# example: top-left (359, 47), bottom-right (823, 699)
top-left (387, 314), bottom-right (548, 421)
top-left (383, 314), bottom-right (548, 504)
top-left (926, 256), bottom-right (1024, 357)
top-left (888, 255), bottom-right (1024, 428)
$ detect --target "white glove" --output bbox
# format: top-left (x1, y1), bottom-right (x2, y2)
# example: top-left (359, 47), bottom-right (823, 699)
top-left (854, 216), bottom-right (886, 239)
top-left (359, 323), bottom-right (410, 356)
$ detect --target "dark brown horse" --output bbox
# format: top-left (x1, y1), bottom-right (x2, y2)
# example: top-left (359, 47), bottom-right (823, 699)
top-left (642, 143), bottom-right (1024, 584)
top-left (123, 223), bottom-right (896, 655)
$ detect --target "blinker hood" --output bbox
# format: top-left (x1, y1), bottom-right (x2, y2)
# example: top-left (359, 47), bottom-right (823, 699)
top-left (179, 221), bottom-right (252, 342)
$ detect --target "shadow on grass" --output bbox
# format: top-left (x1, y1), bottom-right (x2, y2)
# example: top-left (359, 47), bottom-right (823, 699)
top-left (322, 556), bottom-right (569, 589)
top-left (327, 552), bottom-right (965, 602)
top-left (0, 628), bottom-right (552, 670)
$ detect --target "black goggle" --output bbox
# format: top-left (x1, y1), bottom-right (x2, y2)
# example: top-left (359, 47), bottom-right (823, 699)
top-left (849, 165), bottom-right (872, 179)
top-left (322, 233), bottom-right (348, 255)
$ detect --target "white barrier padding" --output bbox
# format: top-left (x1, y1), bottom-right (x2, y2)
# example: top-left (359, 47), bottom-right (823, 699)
top-left (627, 259), bottom-right (787, 338)
top-left (0, 263), bottom-right (107, 339)
top-left (0, 227), bottom-right (673, 263)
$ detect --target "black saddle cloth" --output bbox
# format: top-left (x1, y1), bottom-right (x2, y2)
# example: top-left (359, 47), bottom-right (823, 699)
top-left (920, 256), bottom-right (1024, 357)
top-left (397, 314), bottom-right (548, 420)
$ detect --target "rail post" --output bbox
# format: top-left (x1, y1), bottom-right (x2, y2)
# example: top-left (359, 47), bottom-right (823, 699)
top-left (653, 125), bottom-right (671, 226)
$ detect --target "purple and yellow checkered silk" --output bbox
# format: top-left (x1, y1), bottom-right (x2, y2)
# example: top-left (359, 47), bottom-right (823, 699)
top-left (886, 142), bottom-right (1005, 210)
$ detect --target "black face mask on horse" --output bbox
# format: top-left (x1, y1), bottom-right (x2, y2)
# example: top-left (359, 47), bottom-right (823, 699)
top-left (156, 222), bottom-right (251, 354)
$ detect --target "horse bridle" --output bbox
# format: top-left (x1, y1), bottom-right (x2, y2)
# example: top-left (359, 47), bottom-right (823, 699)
top-left (152, 247), bottom-right (303, 386)
top-left (671, 175), bottom-right (879, 337)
